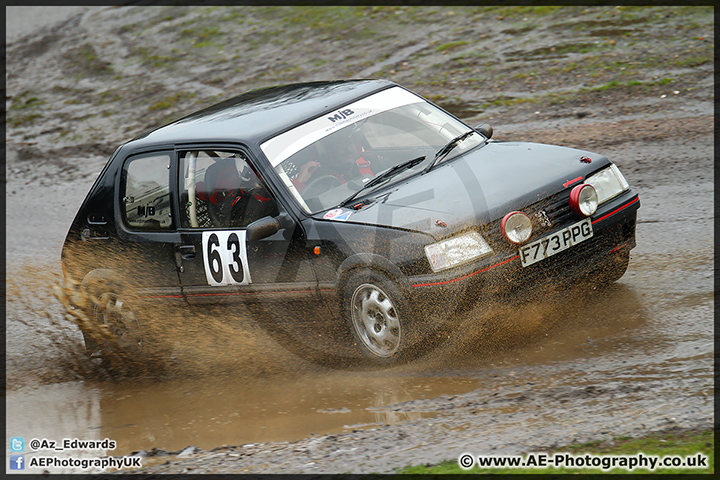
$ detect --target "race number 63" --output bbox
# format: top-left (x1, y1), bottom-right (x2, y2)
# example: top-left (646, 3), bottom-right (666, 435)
top-left (202, 231), bottom-right (252, 286)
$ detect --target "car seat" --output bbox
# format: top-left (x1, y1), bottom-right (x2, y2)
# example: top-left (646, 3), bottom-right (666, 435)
top-left (202, 158), bottom-right (245, 227)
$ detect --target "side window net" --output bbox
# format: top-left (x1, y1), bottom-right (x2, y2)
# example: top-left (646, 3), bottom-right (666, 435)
top-left (122, 153), bottom-right (173, 230)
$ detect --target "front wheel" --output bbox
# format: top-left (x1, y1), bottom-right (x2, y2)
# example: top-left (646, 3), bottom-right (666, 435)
top-left (343, 269), bottom-right (419, 364)
top-left (350, 283), bottom-right (402, 359)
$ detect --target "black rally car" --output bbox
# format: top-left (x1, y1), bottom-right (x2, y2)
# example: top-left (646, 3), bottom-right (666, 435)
top-left (56, 79), bottom-right (639, 364)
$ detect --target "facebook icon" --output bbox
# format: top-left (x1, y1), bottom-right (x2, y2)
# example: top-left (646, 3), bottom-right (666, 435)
top-left (10, 455), bottom-right (25, 470)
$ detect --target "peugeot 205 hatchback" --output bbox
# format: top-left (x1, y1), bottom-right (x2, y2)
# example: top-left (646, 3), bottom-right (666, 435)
top-left (56, 79), bottom-right (639, 365)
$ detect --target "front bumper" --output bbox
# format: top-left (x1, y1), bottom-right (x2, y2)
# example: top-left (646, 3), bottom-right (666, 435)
top-left (408, 190), bottom-right (640, 311)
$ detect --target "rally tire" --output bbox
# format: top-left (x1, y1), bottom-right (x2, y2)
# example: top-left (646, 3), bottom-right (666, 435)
top-left (342, 269), bottom-right (422, 365)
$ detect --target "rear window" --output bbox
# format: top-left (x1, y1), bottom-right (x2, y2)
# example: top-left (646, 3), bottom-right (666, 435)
top-left (121, 152), bottom-right (173, 230)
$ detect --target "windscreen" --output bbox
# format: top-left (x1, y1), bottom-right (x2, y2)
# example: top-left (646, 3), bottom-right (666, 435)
top-left (262, 87), bottom-right (483, 213)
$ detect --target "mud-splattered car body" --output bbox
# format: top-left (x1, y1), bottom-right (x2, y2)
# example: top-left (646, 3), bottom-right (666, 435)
top-left (57, 79), bottom-right (639, 364)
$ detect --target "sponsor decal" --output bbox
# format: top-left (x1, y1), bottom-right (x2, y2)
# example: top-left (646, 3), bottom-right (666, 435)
top-left (323, 208), bottom-right (344, 219)
top-left (563, 176), bottom-right (584, 188)
top-left (261, 87), bottom-right (422, 167)
top-left (333, 211), bottom-right (353, 222)
top-left (328, 109), bottom-right (355, 123)
top-left (323, 209), bottom-right (353, 221)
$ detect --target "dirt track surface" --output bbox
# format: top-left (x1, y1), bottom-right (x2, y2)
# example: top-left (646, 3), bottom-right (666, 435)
top-left (5, 6), bottom-right (713, 474)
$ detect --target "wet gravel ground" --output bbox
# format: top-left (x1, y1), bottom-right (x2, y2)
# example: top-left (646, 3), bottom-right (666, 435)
top-left (4, 5), bottom-right (713, 475)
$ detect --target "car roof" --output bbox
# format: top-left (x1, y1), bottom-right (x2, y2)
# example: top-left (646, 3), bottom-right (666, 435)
top-left (125, 79), bottom-right (397, 151)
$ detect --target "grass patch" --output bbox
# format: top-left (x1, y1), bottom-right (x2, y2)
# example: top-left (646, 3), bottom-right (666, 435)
top-left (674, 55), bottom-right (713, 68)
top-left (550, 52), bottom-right (703, 78)
top-left (483, 5), bottom-right (565, 18)
top-left (528, 76), bottom-right (676, 106)
top-left (501, 25), bottom-right (536, 35)
top-left (180, 25), bottom-right (223, 48)
top-left (436, 40), bottom-right (468, 52)
top-left (482, 95), bottom-right (537, 108)
top-left (130, 46), bottom-right (177, 69)
top-left (398, 428), bottom-right (714, 474)
top-left (148, 91), bottom-right (197, 111)
top-left (585, 77), bottom-right (674, 92)
top-left (62, 44), bottom-right (113, 75)
top-left (8, 113), bottom-right (43, 128)
top-left (508, 42), bottom-right (607, 61)
top-left (7, 91), bottom-right (47, 126)
top-left (8, 91), bottom-right (45, 111)
top-left (254, 6), bottom-right (379, 39)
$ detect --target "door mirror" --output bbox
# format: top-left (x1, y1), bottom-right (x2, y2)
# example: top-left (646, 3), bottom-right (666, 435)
top-left (474, 123), bottom-right (493, 139)
top-left (246, 213), bottom-right (294, 242)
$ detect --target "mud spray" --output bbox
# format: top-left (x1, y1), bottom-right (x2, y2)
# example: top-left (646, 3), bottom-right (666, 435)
top-left (7, 251), bottom-right (645, 390)
top-left (6, 260), bottom-right (323, 387)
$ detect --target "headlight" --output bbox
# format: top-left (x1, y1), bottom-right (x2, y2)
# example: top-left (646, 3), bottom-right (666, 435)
top-left (569, 184), bottom-right (598, 217)
top-left (424, 232), bottom-right (493, 273)
top-left (501, 211), bottom-right (533, 244)
top-left (585, 164), bottom-right (629, 204)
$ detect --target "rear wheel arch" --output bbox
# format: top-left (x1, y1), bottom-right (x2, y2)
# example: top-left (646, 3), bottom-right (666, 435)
top-left (81, 269), bottom-right (127, 299)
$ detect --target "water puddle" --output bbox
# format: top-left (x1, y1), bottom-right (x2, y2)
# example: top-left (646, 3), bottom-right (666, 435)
top-left (6, 370), bottom-right (478, 472)
top-left (5, 276), bottom-right (657, 470)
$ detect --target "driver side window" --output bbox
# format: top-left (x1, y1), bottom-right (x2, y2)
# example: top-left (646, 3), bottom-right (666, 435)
top-left (178, 150), bottom-right (279, 229)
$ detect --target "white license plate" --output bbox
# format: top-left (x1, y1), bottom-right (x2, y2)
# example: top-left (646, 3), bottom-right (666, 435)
top-left (520, 218), bottom-right (593, 267)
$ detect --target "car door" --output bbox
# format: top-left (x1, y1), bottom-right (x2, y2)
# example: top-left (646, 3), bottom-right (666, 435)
top-left (115, 150), bottom-right (183, 301)
top-left (173, 148), bottom-right (320, 314)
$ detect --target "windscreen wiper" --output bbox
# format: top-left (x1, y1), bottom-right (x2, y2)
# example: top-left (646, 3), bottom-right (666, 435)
top-left (423, 130), bottom-right (476, 174)
top-left (339, 155), bottom-right (426, 207)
